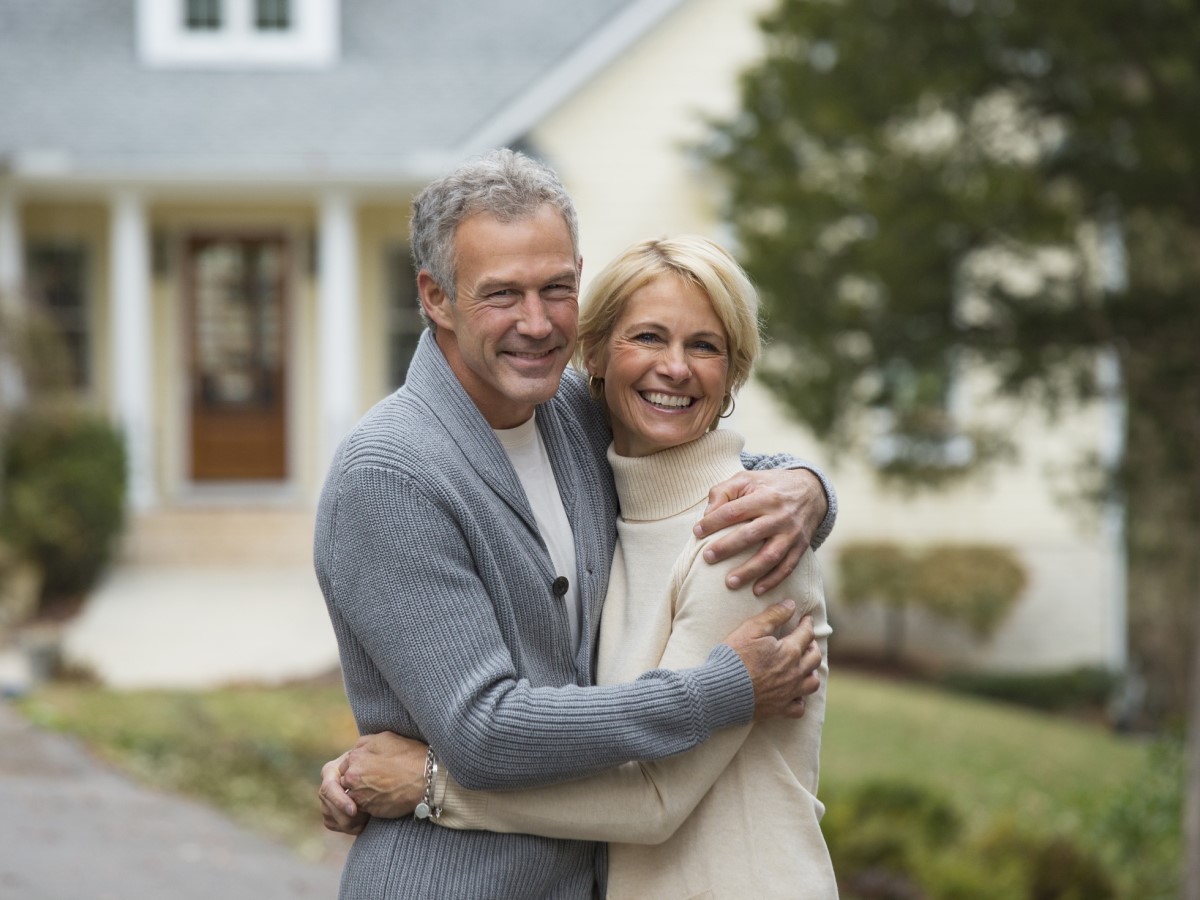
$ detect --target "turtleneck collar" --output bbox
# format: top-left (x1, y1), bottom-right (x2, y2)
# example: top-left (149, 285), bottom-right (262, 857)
top-left (607, 429), bottom-right (746, 522)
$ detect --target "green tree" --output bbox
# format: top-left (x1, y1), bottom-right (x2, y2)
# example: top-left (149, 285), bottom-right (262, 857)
top-left (699, 0), bottom-right (1199, 891)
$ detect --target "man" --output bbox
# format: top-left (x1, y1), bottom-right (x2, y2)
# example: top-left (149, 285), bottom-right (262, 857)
top-left (315, 149), bottom-right (836, 898)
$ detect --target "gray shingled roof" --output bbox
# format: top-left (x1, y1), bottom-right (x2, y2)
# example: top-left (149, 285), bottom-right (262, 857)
top-left (0, 0), bottom-right (646, 180)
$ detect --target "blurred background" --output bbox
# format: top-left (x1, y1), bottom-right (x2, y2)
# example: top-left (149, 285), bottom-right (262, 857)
top-left (0, 0), bottom-right (1193, 897)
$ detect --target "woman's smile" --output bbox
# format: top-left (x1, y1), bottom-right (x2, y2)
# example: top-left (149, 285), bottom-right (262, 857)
top-left (594, 273), bottom-right (730, 458)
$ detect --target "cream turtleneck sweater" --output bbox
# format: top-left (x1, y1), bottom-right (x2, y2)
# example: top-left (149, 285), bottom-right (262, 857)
top-left (437, 430), bottom-right (837, 899)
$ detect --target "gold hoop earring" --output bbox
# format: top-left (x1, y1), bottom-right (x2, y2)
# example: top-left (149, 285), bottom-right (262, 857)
top-left (719, 394), bottom-right (736, 419)
top-left (587, 375), bottom-right (605, 401)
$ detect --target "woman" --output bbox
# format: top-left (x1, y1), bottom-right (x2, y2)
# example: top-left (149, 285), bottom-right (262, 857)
top-left (335, 236), bottom-right (836, 899)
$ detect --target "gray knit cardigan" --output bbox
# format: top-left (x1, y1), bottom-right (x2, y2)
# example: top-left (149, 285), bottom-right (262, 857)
top-left (315, 330), bottom-right (836, 899)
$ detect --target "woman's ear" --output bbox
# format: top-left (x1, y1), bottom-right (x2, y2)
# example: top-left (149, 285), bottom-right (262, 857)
top-left (584, 347), bottom-right (606, 380)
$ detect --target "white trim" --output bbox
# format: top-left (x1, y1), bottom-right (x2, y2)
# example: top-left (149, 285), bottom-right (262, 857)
top-left (316, 191), bottom-right (360, 470)
top-left (109, 191), bottom-right (157, 510)
top-left (0, 185), bottom-right (22, 302)
top-left (138, 0), bottom-right (339, 69)
top-left (457, 0), bottom-right (688, 155)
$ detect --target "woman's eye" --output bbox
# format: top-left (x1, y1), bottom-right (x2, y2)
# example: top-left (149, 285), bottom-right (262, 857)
top-left (634, 332), bottom-right (661, 344)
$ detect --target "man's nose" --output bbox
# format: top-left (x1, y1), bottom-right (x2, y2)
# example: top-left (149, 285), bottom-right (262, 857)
top-left (516, 294), bottom-right (553, 339)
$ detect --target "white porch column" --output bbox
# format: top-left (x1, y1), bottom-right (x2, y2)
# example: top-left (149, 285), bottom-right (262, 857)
top-left (0, 185), bottom-right (26, 414)
top-left (0, 184), bottom-right (22, 307)
top-left (109, 190), bottom-right (156, 510)
top-left (317, 190), bottom-right (361, 468)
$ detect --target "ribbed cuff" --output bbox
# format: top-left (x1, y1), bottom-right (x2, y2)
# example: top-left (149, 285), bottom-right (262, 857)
top-left (689, 643), bottom-right (756, 732)
top-left (436, 778), bottom-right (490, 831)
top-left (794, 463), bottom-right (837, 551)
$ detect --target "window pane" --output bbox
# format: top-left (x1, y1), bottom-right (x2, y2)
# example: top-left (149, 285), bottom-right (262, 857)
top-left (256, 0), bottom-right (291, 30)
top-left (26, 244), bottom-right (90, 390)
top-left (185, 0), bottom-right (223, 30)
top-left (386, 245), bottom-right (422, 387)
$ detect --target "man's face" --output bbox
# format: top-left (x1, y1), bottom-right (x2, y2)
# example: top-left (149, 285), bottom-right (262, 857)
top-left (421, 206), bottom-right (580, 429)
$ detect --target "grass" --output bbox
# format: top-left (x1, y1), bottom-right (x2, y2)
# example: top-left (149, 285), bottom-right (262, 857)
top-left (820, 671), bottom-right (1151, 836)
top-left (14, 669), bottom-right (1177, 893)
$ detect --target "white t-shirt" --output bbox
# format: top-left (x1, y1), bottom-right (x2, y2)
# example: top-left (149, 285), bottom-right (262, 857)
top-left (494, 414), bottom-right (582, 654)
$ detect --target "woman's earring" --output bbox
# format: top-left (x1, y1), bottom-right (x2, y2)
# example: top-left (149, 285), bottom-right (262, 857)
top-left (719, 394), bottom-right (736, 419)
top-left (587, 375), bottom-right (605, 400)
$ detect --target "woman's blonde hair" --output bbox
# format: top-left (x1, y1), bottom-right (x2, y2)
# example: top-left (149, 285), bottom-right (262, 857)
top-left (577, 235), bottom-right (762, 424)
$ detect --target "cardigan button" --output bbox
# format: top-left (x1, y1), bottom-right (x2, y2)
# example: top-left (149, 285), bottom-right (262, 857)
top-left (551, 576), bottom-right (570, 597)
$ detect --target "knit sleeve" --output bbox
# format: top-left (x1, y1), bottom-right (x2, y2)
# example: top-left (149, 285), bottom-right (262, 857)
top-left (739, 451), bottom-right (839, 550)
top-left (321, 465), bottom-right (755, 792)
top-left (432, 545), bottom-right (831, 842)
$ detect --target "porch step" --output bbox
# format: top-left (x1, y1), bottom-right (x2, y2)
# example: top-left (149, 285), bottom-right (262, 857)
top-left (118, 508), bottom-right (318, 568)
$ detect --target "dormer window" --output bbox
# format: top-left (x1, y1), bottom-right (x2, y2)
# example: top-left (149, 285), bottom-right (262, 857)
top-left (139, 0), bottom-right (338, 68)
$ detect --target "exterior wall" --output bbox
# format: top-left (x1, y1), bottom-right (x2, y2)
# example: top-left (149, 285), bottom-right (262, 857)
top-left (531, 0), bottom-right (1124, 672)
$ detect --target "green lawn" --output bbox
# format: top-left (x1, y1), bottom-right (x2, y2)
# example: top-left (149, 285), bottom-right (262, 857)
top-left (15, 670), bottom-right (1178, 895)
top-left (821, 671), bottom-right (1150, 835)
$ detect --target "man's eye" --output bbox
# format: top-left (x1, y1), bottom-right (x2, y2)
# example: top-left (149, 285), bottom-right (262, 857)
top-left (544, 284), bottom-right (575, 299)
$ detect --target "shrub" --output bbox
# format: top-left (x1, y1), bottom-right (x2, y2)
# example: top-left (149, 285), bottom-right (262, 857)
top-left (0, 406), bottom-right (127, 607)
top-left (837, 541), bottom-right (1028, 661)
top-left (823, 779), bottom-right (1123, 900)
top-left (936, 666), bottom-right (1121, 714)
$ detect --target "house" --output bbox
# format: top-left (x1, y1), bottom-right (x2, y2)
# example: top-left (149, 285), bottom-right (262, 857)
top-left (0, 0), bottom-right (1125, 684)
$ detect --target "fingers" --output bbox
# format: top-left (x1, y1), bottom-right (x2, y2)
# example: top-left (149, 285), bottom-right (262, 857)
top-left (319, 756), bottom-right (369, 834)
top-left (740, 599), bottom-right (797, 639)
top-left (739, 540), bottom-right (803, 596)
top-left (701, 472), bottom-right (753, 520)
top-left (320, 755), bottom-right (357, 817)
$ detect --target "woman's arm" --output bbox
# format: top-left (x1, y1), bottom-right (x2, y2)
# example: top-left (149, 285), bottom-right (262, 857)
top-left (429, 545), bottom-right (830, 845)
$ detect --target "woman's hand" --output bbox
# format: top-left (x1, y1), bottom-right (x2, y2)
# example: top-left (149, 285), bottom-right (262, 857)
top-left (694, 468), bottom-right (828, 595)
top-left (319, 751), bottom-right (369, 835)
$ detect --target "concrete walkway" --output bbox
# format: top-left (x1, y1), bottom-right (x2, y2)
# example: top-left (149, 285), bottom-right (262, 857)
top-left (0, 699), bottom-right (345, 899)
top-left (59, 565), bottom-right (340, 689)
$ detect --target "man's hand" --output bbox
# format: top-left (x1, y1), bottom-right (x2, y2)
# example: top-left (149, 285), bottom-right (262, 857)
top-left (694, 468), bottom-right (828, 595)
top-left (340, 732), bottom-right (430, 819)
top-left (319, 751), bottom-right (369, 835)
top-left (723, 602), bottom-right (822, 720)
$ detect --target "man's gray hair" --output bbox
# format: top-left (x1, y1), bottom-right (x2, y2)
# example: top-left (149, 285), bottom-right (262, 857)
top-left (410, 148), bottom-right (581, 305)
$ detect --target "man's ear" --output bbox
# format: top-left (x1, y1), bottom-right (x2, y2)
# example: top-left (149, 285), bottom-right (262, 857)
top-left (417, 271), bottom-right (454, 331)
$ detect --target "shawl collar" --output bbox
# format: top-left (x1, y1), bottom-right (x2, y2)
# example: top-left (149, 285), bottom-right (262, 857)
top-left (402, 329), bottom-right (546, 538)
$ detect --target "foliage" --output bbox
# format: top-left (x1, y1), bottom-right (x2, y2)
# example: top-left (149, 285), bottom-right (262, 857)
top-left (938, 665), bottom-right (1120, 713)
top-left (699, 0), bottom-right (1199, 711)
top-left (822, 779), bottom-right (1119, 900)
top-left (838, 541), bottom-right (1026, 658)
top-left (700, 0), bottom-right (1200, 877)
top-left (0, 406), bottom-right (127, 605)
top-left (1089, 735), bottom-right (1185, 899)
top-left (820, 672), bottom-right (1176, 898)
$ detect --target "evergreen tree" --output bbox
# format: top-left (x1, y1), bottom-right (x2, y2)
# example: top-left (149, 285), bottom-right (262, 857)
top-left (701, 1), bottom-right (1199, 891)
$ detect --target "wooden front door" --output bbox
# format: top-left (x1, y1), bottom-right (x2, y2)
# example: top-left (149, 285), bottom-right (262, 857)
top-left (187, 235), bottom-right (288, 481)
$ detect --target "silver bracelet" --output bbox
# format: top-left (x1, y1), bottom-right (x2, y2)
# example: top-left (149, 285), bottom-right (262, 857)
top-left (414, 746), bottom-right (442, 821)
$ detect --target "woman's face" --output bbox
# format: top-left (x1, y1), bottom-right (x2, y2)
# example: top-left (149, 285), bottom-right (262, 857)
top-left (591, 273), bottom-right (730, 458)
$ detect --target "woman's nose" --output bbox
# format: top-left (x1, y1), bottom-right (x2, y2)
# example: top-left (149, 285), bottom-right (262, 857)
top-left (658, 346), bottom-right (691, 381)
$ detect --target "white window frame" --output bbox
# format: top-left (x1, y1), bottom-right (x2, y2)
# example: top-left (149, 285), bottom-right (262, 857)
top-left (138, 0), bottom-right (339, 69)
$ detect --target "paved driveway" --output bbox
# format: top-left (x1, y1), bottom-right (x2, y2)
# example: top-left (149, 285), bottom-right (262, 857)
top-left (0, 701), bottom-right (344, 900)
